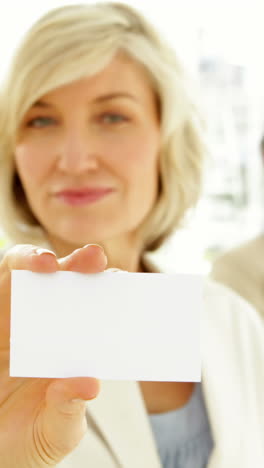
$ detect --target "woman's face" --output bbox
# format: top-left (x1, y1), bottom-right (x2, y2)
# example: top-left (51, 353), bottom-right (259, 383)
top-left (14, 54), bottom-right (161, 249)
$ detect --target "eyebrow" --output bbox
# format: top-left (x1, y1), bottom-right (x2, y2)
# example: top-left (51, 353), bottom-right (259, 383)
top-left (31, 92), bottom-right (139, 108)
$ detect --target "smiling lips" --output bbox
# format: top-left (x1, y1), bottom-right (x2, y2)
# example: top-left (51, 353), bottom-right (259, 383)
top-left (55, 187), bottom-right (114, 206)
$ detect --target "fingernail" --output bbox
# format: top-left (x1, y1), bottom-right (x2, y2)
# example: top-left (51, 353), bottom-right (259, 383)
top-left (105, 268), bottom-right (128, 273)
top-left (83, 243), bottom-right (104, 252)
top-left (34, 248), bottom-right (56, 257)
top-left (105, 268), bottom-right (129, 273)
top-left (71, 398), bottom-right (87, 403)
top-left (83, 244), bottom-right (107, 263)
top-left (105, 268), bottom-right (121, 272)
top-left (58, 399), bottom-right (87, 415)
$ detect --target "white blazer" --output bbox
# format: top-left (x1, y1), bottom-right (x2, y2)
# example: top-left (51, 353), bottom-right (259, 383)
top-left (56, 278), bottom-right (264, 468)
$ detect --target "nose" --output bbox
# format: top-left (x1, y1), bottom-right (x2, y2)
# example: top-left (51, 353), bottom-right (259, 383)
top-left (56, 126), bottom-right (99, 174)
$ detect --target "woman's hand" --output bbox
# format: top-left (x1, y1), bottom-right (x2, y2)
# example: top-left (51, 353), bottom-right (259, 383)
top-left (0, 244), bottom-right (107, 468)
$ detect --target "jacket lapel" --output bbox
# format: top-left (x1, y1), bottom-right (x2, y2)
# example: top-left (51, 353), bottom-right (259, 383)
top-left (201, 280), bottom-right (258, 468)
top-left (85, 257), bottom-right (162, 467)
top-left (87, 380), bottom-right (162, 468)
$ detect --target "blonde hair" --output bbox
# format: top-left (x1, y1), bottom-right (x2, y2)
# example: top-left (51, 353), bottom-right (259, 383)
top-left (0, 2), bottom-right (206, 253)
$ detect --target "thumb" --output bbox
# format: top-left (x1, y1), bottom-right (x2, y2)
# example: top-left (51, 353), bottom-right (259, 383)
top-left (35, 378), bottom-right (99, 464)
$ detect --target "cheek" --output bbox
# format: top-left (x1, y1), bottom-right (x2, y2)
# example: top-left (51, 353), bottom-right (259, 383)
top-left (14, 142), bottom-right (51, 187)
top-left (108, 130), bottom-right (160, 180)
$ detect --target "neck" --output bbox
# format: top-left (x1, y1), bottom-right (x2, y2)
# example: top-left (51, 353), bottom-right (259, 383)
top-left (45, 233), bottom-right (145, 273)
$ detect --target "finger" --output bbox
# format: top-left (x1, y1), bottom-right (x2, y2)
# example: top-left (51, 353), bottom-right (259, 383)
top-left (0, 245), bottom-right (58, 351)
top-left (0, 244), bottom-right (58, 278)
top-left (36, 377), bottom-right (100, 463)
top-left (58, 244), bottom-right (107, 273)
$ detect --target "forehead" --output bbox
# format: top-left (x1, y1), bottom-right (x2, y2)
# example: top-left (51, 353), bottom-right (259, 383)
top-left (39, 54), bottom-right (155, 105)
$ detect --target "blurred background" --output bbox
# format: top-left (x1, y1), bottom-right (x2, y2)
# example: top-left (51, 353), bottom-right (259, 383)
top-left (1, 0), bottom-right (264, 273)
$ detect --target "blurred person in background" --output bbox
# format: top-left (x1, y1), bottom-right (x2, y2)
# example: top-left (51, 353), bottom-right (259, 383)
top-left (0, 3), bottom-right (264, 468)
top-left (211, 135), bottom-right (264, 320)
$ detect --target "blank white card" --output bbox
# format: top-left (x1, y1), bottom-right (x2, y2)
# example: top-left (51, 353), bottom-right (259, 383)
top-left (10, 271), bottom-right (202, 381)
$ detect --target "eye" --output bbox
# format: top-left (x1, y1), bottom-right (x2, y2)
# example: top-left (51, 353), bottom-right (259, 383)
top-left (26, 116), bottom-right (56, 128)
top-left (100, 113), bottom-right (128, 124)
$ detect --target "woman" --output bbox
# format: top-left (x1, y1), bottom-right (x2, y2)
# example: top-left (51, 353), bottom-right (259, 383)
top-left (211, 135), bottom-right (264, 321)
top-left (0, 3), bottom-right (263, 468)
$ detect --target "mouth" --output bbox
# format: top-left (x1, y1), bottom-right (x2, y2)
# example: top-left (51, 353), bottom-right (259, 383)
top-left (54, 188), bottom-right (114, 206)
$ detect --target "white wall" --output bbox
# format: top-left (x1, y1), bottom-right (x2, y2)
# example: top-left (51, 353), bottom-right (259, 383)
top-left (1, 0), bottom-right (264, 271)
top-left (1, 0), bottom-right (263, 80)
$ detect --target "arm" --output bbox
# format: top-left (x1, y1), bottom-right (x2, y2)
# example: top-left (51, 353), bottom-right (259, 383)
top-left (0, 244), bottom-right (105, 468)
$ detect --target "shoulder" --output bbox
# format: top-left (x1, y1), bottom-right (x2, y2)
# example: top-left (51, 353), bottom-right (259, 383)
top-left (203, 279), bottom-right (264, 413)
top-left (212, 234), bottom-right (264, 269)
top-left (210, 235), bottom-right (264, 298)
top-left (203, 277), bottom-right (264, 345)
top-left (204, 276), bottom-right (256, 317)
top-left (203, 279), bottom-right (264, 444)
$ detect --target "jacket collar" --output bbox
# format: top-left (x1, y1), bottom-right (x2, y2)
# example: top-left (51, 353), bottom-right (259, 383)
top-left (87, 380), bottom-right (162, 467)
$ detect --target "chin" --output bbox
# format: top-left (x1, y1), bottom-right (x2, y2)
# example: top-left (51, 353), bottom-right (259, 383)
top-left (42, 209), bottom-right (144, 247)
top-left (50, 223), bottom-right (122, 246)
